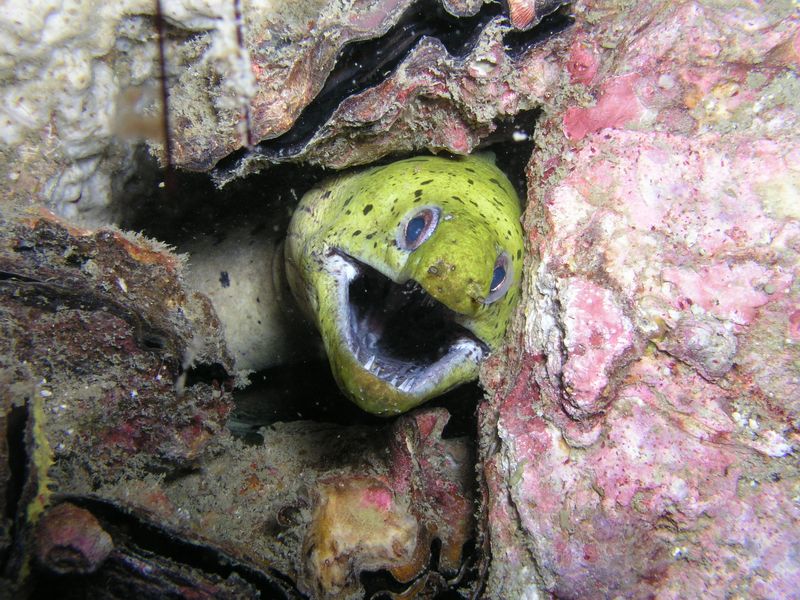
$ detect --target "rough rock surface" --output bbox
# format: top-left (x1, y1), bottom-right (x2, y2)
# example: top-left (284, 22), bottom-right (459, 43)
top-left (214, 7), bottom-right (565, 184)
top-left (480, 1), bottom-right (800, 598)
top-left (0, 207), bottom-right (236, 588)
top-left (0, 0), bottom-right (564, 225)
top-left (0, 207), bottom-right (476, 598)
top-left (0, 0), bottom-right (412, 224)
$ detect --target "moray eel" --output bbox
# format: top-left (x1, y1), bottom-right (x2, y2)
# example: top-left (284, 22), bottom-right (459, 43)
top-left (285, 155), bottom-right (523, 416)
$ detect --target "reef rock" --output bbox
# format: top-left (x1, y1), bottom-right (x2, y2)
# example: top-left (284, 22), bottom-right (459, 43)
top-left (480, 1), bottom-right (800, 598)
top-left (0, 207), bottom-right (476, 598)
top-left (0, 0), bottom-right (798, 598)
top-left (0, 0), bottom-right (567, 224)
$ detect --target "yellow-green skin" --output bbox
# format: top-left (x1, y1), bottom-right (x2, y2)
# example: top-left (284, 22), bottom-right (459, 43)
top-left (285, 155), bottom-right (524, 415)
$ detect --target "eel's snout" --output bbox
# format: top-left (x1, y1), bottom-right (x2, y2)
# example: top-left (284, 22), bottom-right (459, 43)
top-left (334, 251), bottom-right (486, 396)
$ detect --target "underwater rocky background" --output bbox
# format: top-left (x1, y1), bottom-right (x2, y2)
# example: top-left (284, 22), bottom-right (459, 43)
top-left (1, 0), bottom-right (798, 598)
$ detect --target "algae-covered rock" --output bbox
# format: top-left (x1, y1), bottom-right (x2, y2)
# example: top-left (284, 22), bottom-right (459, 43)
top-left (479, 1), bottom-right (800, 597)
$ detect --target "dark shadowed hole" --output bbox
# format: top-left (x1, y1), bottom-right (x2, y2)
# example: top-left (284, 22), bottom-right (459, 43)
top-left (117, 150), bottom-right (329, 244)
top-left (361, 537), bottom-right (478, 600)
top-left (1, 405), bottom-right (27, 571)
top-left (361, 569), bottom-right (417, 597)
top-left (227, 360), bottom-right (482, 443)
top-left (429, 537), bottom-right (443, 571)
top-left (182, 362), bottom-right (232, 390)
top-left (140, 334), bottom-right (166, 350)
top-left (480, 107), bottom-right (541, 198)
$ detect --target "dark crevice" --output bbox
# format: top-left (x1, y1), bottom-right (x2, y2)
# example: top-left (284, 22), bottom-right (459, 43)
top-left (450, 538), bottom-right (480, 589)
top-left (360, 535), bottom-right (476, 599)
top-left (228, 359), bottom-right (384, 443)
top-left (182, 362), bottom-right (233, 391)
top-left (3, 406), bottom-right (27, 524)
top-left (117, 155), bottom-right (329, 245)
top-left (0, 271), bottom-right (41, 283)
top-left (429, 537), bottom-right (443, 571)
top-left (228, 361), bottom-right (482, 443)
top-left (159, 465), bottom-right (203, 484)
top-left (213, 1), bottom-right (572, 176)
top-left (35, 496), bottom-right (301, 600)
top-left (215, 0), bottom-right (501, 172)
top-left (141, 334), bottom-right (167, 350)
top-left (1, 405), bottom-right (27, 572)
top-left (361, 567), bottom-right (417, 596)
top-left (478, 107), bottom-right (542, 200)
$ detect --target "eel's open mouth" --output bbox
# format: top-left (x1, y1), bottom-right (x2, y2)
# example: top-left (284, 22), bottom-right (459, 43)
top-left (328, 249), bottom-right (487, 395)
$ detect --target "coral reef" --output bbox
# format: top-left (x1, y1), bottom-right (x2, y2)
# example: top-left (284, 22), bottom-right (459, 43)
top-left (0, 0), bottom-right (797, 597)
top-left (480, 1), bottom-right (800, 597)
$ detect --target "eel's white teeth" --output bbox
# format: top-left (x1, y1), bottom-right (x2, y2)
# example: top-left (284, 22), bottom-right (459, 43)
top-left (328, 247), bottom-right (489, 396)
top-left (402, 378), bottom-right (416, 392)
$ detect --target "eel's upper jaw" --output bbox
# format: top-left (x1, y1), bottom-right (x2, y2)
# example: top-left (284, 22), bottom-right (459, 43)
top-left (325, 249), bottom-right (488, 398)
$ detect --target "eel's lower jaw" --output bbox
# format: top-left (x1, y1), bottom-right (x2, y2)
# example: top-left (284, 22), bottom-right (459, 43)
top-left (325, 249), bottom-right (488, 398)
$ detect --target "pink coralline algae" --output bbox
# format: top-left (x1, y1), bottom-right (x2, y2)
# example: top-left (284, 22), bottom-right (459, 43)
top-left (559, 277), bottom-right (635, 419)
top-left (481, 0), bottom-right (800, 597)
top-left (565, 38), bottom-right (599, 85)
top-left (563, 73), bottom-right (643, 140)
top-left (301, 409), bottom-right (475, 597)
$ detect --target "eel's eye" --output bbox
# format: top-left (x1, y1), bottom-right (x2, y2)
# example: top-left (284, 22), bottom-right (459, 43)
top-left (399, 207), bottom-right (439, 250)
top-left (485, 252), bottom-right (512, 304)
top-left (491, 263), bottom-right (506, 291)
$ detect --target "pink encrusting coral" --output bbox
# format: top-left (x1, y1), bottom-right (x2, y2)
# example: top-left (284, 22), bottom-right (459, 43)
top-left (563, 73), bottom-right (644, 140)
top-left (480, 0), bottom-right (800, 597)
top-left (558, 277), bottom-right (635, 419)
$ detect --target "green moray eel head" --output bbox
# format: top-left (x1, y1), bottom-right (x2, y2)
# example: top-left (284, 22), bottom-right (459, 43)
top-left (285, 155), bottom-right (524, 416)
